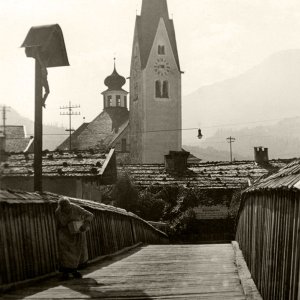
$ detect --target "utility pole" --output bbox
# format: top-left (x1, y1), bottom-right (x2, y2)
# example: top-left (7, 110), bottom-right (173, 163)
top-left (0, 105), bottom-right (11, 137)
top-left (60, 101), bottom-right (80, 151)
top-left (227, 136), bottom-right (236, 163)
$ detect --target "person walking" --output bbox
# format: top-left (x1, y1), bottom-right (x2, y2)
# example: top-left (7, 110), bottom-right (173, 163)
top-left (55, 197), bottom-right (94, 280)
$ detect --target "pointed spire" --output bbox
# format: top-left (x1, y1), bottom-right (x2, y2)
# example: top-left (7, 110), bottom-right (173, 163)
top-left (136, 0), bottom-right (180, 70)
top-left (141, 0), bottom-right (169, 20)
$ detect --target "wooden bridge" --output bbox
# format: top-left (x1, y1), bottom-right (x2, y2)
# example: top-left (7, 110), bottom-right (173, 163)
top-left (1, 243), bottom-right (259, 299)
top-left (0, 190), bottom-right (261, 299)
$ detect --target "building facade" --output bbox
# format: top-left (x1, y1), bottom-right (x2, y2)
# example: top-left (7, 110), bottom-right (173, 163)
top-left (129, 0), bottom-right (182, 163)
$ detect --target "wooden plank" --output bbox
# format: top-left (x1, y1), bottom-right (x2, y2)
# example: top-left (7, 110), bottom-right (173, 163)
top-left (1, 244), bottom-right (251, 299)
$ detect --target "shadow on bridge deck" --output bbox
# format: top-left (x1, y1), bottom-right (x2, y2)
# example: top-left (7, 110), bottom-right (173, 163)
top-left (0, 244), bottom-right (259, 300)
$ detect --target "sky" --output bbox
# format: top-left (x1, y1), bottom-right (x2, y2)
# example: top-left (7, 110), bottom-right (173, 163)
top-left (1, 0), bottom-right (300, 130)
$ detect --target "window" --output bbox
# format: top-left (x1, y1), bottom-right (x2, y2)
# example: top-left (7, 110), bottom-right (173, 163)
top-left (124, 95), bottom-right (127, 108)
top-left (121, 138), bottom-right (127, 152)
top-left (158, 45), bottom-right (165, 55)
top-left (116, 95), bottom-right (121, 106)
top-left (155, 80), bottom-right (169, 98)
top-left (155, 80), bottom-right (162, 98)
top-left (107, 95), bottom-right (112, 107)
top-left (162, 81), bottom-right (169, 98)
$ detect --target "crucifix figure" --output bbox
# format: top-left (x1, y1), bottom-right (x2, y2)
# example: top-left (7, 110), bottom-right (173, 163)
top-left (36, 52), bottom-right (50, 108)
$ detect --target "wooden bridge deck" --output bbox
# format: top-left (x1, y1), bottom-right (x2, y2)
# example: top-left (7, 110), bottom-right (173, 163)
top-left (1, 244), bottom-right (257, 300)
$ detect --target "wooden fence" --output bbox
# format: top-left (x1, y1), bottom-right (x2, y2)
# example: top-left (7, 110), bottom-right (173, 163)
top-left (0, 191), bottom-right (168, 290)
top-left (236, 190), bottom-right (300, 300)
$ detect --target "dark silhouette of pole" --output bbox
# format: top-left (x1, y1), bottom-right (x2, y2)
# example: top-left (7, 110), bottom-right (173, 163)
top-left (227, 136), bottom-right (236, 163)
top-left (0, 105), bottom-right (10, 137)
top-left (60, 101), bottom-right (80, 151)
top-left (34, 60), bottom-right (43, 192)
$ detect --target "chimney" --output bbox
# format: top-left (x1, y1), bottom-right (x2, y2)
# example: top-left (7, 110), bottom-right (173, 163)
top-left (164, 151), bottom-right (190, 174)
top-left (254, 147), bottom-right (269, 164)
top-left (0, 134), bottom-right (7, 162)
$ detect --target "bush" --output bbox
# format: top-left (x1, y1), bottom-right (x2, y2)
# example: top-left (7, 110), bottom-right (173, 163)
top-left (112, 174), bottom-right (138, 212)
top-left (137, 191), bottom-right (165, 221)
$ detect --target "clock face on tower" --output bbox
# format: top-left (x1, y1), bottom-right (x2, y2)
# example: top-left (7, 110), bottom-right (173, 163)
top-left (154, 58), bottom-right (170, 76)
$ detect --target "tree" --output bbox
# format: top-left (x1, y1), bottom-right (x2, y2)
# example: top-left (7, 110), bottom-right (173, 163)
top-left (112, 174), bottom-right (138, 212)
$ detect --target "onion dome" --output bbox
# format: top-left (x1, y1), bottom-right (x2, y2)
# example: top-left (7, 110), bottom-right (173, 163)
top-left (104, 59), bottom-right (126, 90)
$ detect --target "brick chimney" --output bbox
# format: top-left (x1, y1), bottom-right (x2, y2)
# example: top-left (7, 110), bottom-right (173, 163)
top-left (0, 133), bottom-right (7, 162)
top-left (254, 147), bottom-right (269, 164)
top-left (164, 151), bottom-right (190, 174)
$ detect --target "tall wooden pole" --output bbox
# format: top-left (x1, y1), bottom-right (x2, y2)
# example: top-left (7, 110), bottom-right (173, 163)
top-left (34, 60), bottom-right (43, 192)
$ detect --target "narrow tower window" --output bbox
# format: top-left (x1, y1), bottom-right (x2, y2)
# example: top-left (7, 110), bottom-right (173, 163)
top-left (107, 95), bottom-right (112, 107)
top-left (158, 45), bottom-right (165, 55)
top-left (155, 80), bottom-right (162, 98)
top-left (116, 95), bottom-right (121, 106)
top-left (162, 81), bottom-right (169, 98)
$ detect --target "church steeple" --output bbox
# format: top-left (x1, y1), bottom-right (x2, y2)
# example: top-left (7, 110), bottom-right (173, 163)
top-left (136, 0), bottom-right (180, 70)
top-left (102, 59), bottom-right (128, 110)
top-left (129, 0), bottom-right (182, 163)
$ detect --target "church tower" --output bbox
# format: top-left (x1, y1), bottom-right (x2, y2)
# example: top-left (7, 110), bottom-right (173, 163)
top-left (129, 0), bottom-right (182, 163)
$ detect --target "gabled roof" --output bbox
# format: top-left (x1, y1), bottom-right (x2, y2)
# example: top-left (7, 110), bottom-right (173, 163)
top-left (0, 125), bottom-right (33, 153)
top-left (0, 125), bottom-right (26, 138)
top-left (118, 161), bottom-right (287, 190)
top-left (57, 108), bottom-right (129, 151)
top-left (0, 149), bottom-right (115, 178)
top-left (57, 122), bottom-right (89, 150)
top-left (135, 0), bottom-right (180, 70)
top-left (245, 159), bottom-right (300, 192)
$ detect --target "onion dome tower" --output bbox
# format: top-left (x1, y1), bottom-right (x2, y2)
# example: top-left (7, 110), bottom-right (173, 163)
top-left (102, 58), bottom-right (128, 110)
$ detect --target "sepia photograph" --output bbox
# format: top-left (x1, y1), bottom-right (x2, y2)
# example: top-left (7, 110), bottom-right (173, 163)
top-left (1, 0), bottom-right (300, 299)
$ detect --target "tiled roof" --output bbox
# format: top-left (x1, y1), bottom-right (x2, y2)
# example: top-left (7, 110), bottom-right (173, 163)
top-left (0, 125), bottom-right (33, 153)
top-left (57, 122), bottom-right (90, 150)
top-left (118, 160), bottom-right (288, 190)
top-left (0, 149), bottom-right (114, 177)
top-left (57, 108), bottom-right (129, 151)
top-left (0, 125), bottom-right (26, 138)
top-left (136, 0), bottom-right (180, 70)
top-left (245, 159), bottom-right (300, 192)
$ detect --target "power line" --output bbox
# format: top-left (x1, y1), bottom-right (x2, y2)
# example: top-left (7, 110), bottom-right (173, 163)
top-left (60, 101), bottom-right (80, 151)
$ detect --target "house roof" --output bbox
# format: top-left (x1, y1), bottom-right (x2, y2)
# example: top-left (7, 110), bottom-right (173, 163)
top-left (57, 122), bottom-right (90, 150)
top-left (0, 125), bottom-right (33, 153)
top-left (136, 0), bottom-right (180, 70)
top-left (245, 159), bottom-right (300, 192)
top-left (57, 108), bottom-right (129, 151)
top-left (118, 160), bottom-right (288, 190)
top-left (0, 149), bottom-right (115, 178)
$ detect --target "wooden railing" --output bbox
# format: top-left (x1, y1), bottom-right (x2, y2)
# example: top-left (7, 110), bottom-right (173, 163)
top-left (0, 191), bottom-right (168, 290)
top-left (236, 190), bottom-right (300, 300)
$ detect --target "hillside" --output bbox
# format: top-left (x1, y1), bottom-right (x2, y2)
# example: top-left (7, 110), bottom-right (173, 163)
top-left (183, 49), bottom-right (300, 139)
top-left (3, 107), bottom-right (66, 150)
top-left (185, 116), bottom-right (300, 161)
top-left (182, 49), bottom-right (300, 160)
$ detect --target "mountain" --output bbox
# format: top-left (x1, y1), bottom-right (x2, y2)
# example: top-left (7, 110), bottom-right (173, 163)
top-left (185, 116), bottom-right (300, 161)
top-left (3, 107), bottom-right (66, 150)
top-left (183, 49), bottom-right (300, 134)
top-left (182, 49), bottom-right (300, 160)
